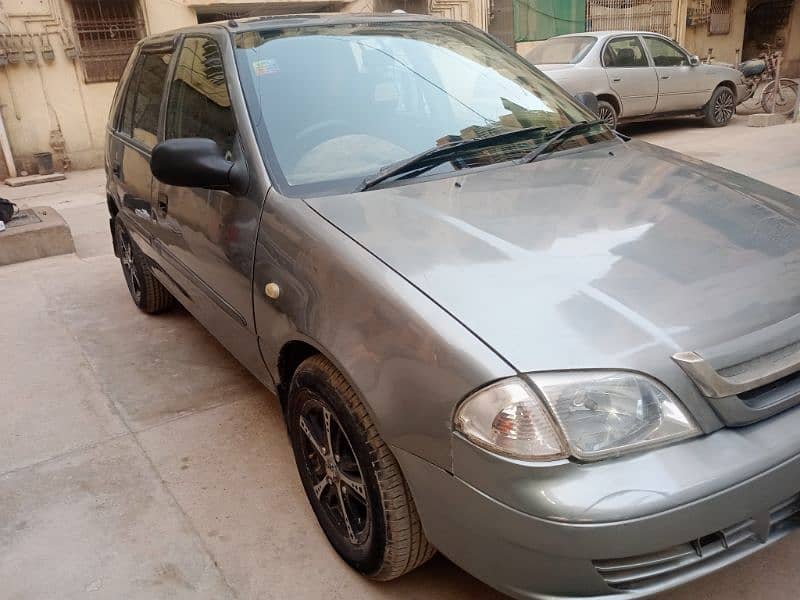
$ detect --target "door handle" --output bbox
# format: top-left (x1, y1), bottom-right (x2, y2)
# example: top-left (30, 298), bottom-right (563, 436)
top-left (661, 75), bottom-right (671, 79)
top-left (112, 162), bottom-right (121, 177)
top-left (612, 77), bottom-right (622, 82)
top-left (157, 192), bottom-right (168, 216)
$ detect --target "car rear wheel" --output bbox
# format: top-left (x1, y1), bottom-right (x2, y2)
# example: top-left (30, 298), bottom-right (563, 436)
top-left (597, 100), bottom-right (618, 129)
top-left (115, 216), bottom-right (174, 314)
top-left (704, 86), bottom-right (735, 127)
top-left (287, 355), bottom-right (435, 580)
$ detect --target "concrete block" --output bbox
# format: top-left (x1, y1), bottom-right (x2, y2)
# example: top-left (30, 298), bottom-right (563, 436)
top-left (4, 172), bottom-right (66, 187)
top-left (748, 113), bottom-right (786, 127)
top-left (0, 206), bottom-right (75, 266)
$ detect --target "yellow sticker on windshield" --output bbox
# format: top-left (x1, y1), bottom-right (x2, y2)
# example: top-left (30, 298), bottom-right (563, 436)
top-left (253, 59), bottom-right (279, 76)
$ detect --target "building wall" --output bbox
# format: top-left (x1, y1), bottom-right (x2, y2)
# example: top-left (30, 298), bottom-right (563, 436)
top-left (683, 0), bottom-right (748, 65)
top-left (0, 0), bottom-right (494, 177)
top-left (786, 0), bottom-right (800, 75)
top-left (0, 0), bottom-right (198, 176)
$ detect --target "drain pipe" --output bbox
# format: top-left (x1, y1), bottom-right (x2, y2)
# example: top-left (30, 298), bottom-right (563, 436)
top-left (0, 108), bottom-right (17, 179)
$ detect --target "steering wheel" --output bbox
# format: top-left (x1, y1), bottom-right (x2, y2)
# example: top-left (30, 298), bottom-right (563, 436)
top-left (295, 119), bottom-right (353, 152)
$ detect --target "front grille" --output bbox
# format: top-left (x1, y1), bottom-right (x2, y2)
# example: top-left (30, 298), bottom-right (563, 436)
top-left (594, 493), bottom-right (800, 591)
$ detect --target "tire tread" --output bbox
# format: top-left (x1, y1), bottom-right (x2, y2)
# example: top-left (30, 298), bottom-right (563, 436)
top-left (296, 355), bottom-right (436, 581)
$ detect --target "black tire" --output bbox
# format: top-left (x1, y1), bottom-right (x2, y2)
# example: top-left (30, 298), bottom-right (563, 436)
top-left (114, 216), bottom-right (173, 314)
top-left (704, 85), bottom-right (736, 127)
top-left (597, 100), bottom-right (618, 129)
top-left (761, 79), bottom-right (799, 115)
top-left (287, 355), bottom-right (435, 581)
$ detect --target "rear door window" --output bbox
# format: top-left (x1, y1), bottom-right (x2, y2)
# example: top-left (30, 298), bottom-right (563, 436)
top-left (165, 36), bottom-right (236, 155)
top-left (119, 51), bottom-right (172, 148)
top-left (602, 37), bottom-right (649, 68)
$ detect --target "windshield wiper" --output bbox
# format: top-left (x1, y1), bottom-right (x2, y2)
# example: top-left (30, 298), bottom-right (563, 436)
top-left (518, 119), bottom-right (605, 164)
top-left (355, 125), bottom-right (548, 192)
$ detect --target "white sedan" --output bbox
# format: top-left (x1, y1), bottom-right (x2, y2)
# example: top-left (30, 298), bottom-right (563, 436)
top-left (526, 31), bottom-right (748, 128)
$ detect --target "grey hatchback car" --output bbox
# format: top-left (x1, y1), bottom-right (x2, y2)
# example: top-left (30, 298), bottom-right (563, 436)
top-left (106, 13), bottom-right (800, 600)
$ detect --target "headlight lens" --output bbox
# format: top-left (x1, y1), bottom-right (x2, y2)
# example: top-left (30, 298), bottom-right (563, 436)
top-left (531, 371), bottom-right (699, 460)
top-left (454, 379), bottom-right (568, 461)
top-left (455, 372), bottom-right (699, 462)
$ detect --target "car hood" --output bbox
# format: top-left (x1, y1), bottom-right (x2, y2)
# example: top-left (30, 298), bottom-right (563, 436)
top-left (307, 140), bottom-right (800, 374)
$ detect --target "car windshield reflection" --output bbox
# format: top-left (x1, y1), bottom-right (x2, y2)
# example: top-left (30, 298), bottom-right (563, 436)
top-left (235, 23), bottom-right (612, 195)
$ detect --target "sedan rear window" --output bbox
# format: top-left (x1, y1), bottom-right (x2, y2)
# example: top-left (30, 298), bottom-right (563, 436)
top-left (526, 36), bottom-right (596, 65)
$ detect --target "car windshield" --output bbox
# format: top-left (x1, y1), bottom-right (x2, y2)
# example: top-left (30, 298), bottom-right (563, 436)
top-left (526, 36), bottom-right (596, 65)
top-left (234, 22), bottom-right (611, 195)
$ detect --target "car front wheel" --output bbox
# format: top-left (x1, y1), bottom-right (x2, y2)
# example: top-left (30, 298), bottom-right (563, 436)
top-left (287, 355), bottom-right (435, 580)
top-left (704, 86), bottom-right (735, 127)
top-left (597, 100), bottom-right (618, 129)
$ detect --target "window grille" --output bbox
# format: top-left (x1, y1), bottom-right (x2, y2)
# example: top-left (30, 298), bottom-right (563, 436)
top-left (586, 0), bottom-right (673, 37)
top-left (70, 0), bottom-right (145, 83)
top-left (709, 0), bottom-right (731, 35)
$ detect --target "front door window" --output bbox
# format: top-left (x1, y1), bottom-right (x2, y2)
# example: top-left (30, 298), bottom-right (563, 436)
top-left (644, 37), bottom-right (689, 67)
top-left (165, 36), bottom-right (237, 155)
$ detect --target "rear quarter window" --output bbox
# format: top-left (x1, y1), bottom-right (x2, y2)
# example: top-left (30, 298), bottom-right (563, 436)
top-left (118, 51), bottom-right (173, 148)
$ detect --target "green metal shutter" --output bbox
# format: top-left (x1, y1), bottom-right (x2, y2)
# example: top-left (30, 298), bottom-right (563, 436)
top-left (513, 0), bottom-right (587, 42)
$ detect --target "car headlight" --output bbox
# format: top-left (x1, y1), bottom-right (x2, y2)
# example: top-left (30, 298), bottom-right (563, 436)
top-left (455, 371), bottom-right (699, 462)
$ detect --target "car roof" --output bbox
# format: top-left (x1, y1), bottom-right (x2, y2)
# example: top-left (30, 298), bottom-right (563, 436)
top-left (141, 12), bottom-right (451, 44)
top-left (549, 30), bottom-right (671, 40)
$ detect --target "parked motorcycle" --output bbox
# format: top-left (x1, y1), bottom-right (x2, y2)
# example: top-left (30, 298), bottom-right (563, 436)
top-left (738, 45), bottom-right (798, 115)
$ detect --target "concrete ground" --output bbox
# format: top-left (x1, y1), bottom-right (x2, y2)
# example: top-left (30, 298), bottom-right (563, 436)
top-left (2, 116), bottom-right (799, 600)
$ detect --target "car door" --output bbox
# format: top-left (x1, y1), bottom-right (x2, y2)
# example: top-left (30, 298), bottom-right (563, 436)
top-left (643, 35), bottom-right (710, 112)
top-left (602, 35), bottom-right (658, 117)
top-left (110, 45), bottom-right (174, 247)
top-left (153, 33), bottom-right (268, 381)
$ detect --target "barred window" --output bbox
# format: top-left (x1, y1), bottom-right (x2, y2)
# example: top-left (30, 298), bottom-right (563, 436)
top-left (709, 0), bottom-right (732, 35)
top-left (70, 0), bottom-right (145, 83)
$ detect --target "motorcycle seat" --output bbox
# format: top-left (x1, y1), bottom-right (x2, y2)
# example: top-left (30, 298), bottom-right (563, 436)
top-left (739, 59), bottom-right (766, 76)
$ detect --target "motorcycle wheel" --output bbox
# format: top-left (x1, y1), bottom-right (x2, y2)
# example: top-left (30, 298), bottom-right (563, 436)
top-left (761, 79), bottom-right (799, 114)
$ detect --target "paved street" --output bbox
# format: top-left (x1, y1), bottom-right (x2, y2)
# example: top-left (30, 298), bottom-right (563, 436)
top-left (2, 116), bottom-right (800, 600)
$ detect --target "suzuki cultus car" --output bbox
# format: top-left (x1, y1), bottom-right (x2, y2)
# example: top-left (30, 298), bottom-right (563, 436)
top-left (106, 14), bottom-right (800, 599)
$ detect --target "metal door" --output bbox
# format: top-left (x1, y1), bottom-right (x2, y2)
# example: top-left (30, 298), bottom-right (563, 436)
top-left (602, 35), bottom-right (658, 116)
top-left (643, 36), bottom-right (710, 112)
top-left (488, 0), bottom-right (515, 48)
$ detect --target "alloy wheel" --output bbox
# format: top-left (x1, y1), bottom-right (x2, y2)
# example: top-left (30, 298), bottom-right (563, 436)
top-left (297, 393), bottom-right (370, 545)
top-left (118, 227), bottom-right (142, 304)
top-left (713, 89), bottom-right (735, 124)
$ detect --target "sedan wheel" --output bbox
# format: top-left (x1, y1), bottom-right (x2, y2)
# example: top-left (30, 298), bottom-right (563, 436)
top-left (704, 86), bottom-right (735, 127)
top-left (596, 100), bottom-right (618, 129)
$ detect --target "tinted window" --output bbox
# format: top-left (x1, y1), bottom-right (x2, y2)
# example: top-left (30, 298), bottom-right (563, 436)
top-left (119, 56), bottom-right (143, 136)
top-left (527, 36), bottom-right (597, 65)
top-left (603, 37), bottom-right (648, 68)
top-left (166, 37), bottom-right (236, 153)
top-left (644, 37), bottom-right (689, 67)
top-left (119, 52), bottom-right (172, 147)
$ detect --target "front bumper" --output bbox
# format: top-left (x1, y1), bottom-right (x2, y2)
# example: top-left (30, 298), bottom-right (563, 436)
top-left (394, 405), bottom-right (800, 599)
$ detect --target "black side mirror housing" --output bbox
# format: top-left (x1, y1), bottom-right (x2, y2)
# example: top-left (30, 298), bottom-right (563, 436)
top-left (573, 91), bottom-right (599, 116)
top-left (151, 138), bottom-right (245, 193)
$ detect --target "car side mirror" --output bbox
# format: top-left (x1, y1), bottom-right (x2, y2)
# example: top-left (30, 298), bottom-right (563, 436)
top-left (689, 55), bottom-right (701, 66)
top-left (151, 138), bottom-right (243, 192)
top-left (573, 91), bottom-right (599, 115)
